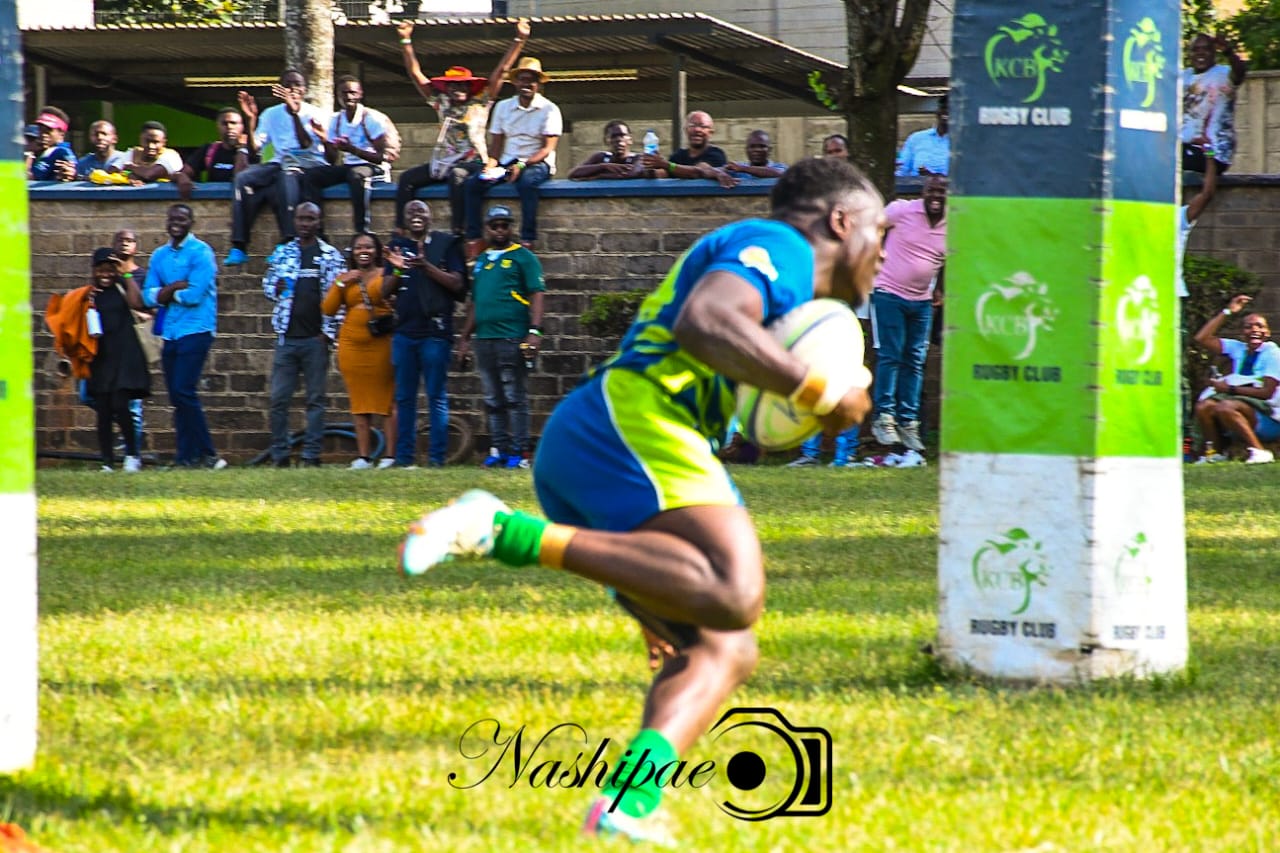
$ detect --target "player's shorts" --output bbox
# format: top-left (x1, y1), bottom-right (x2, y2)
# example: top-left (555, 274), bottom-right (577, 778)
top-left (532, 368), bottom-right (740, 533)
top-left (1255, 412), bottom-right (1280, 443)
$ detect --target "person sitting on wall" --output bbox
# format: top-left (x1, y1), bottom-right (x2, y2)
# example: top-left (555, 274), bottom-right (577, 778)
top-left (175, 107), bottom-right (258, 200)
top-left (1191, 294), bottom-right (1280, 465)
top-left (1182, 32), bottom-right (1247, 175)
top-left (641, 110), bottom-right (736, 188)
top-left (568, 120), bottom-right (643, 180)
top-left (26, 106), bottom-right (77, 182)
top-left (225, 69), bottom-right (330, 266)
top-left (114, 121), bottom-right (185, 185)
top-left (307, 75), bottom-right (400, 238)
top-left (76, 120), bottom-right (128, 179)
top-left (724, 129), bottom-right (787, 179)
top-left (393, 18), bottom-right (530, 236)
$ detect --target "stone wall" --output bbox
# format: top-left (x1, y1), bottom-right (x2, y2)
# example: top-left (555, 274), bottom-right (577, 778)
top-left (29, 176), bottom-right (1280, 463)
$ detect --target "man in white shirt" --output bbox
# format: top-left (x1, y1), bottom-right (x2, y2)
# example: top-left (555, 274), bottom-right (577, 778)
top-left (308, 76), bottom-right (397, 237)
top-left (226, 69), bottom-right (329, 266)
top-left (462, 57), bottom-right (562, 254)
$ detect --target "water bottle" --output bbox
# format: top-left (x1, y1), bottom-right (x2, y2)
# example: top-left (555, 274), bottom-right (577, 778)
top-left (643, 130), bottom-right (659, 156)
top-left (85, 306), bottom-right (103, 337)
top-left (520, 342), bottom-right (537, 371)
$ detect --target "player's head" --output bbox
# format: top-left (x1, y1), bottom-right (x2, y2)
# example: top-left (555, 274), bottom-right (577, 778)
top-left (1189, 33), bottom-right (1216, 74)
top-left (770, 157), bottom-right (886, 307)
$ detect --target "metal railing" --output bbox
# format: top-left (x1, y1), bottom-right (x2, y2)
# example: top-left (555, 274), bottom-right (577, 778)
top-left (92, 1), bottom-right (494, 27)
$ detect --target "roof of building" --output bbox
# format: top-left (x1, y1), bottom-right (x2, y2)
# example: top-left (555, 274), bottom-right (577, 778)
top-left (21, 13), bottom-right (943, 121)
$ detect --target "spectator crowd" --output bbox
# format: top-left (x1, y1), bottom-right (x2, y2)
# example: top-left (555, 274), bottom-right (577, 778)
top-left (36, 25), bottom-right (1264, 468)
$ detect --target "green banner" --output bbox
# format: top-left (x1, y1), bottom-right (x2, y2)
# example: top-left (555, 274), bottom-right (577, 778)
top-left (942, 197), bottom-right (1099, 456)
top-left (1097, 201), bottom-right (1180, 456)
top-left (0, 160), bottom-right (34, 492)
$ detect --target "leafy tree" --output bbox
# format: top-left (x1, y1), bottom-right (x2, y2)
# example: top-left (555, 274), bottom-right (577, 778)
top-left (831, 0), bottom-right (933, 199)
top-left (1225, 0), bottom-right (1280, 71)
top-left (1181, 0), bottom-right (1217, 43)
top-left (93, 0), bottom-right (268, 25)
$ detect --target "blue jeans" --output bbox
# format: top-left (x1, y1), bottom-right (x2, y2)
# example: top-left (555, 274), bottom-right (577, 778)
top-left (269, 336), bottom-right (330, 462)
top-left (474, 338), bottom-right (529, 458)
top-left (463, 162), bottom-right (551, 243)
top-left (393, 334), bottom-right (452, 465)
top-left (872, 291), bottom-right (933, 422)
top-left (161, 331), bottom-right (216, 465)
top-left (799, 425), bottom-right (861, 462)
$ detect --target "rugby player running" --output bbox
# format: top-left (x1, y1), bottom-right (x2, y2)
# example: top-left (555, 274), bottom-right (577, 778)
top-left (401, 157), bottom-right (886, 843)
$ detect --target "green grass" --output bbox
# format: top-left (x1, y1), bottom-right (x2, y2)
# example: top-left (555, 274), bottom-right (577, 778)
top-left (8, 465), bottom-right (1280, 851)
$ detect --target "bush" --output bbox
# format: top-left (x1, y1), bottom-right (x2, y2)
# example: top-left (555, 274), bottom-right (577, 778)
top-left (1183, 253), bottom-right (1263, 392)
top-left (580, 289), bottom-right (651, 340)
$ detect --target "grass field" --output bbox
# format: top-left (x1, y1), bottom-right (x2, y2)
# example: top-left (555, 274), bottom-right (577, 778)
top-left (7, 465), bottom-right (1280, 851)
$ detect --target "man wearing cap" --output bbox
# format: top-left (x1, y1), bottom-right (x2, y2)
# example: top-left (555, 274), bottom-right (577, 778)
top-left (456, 205), bottom-right (545, 468)
top-left (76, 120), bottom-right (128, 179)
top-left (463, 54), bottom-right (562, 252)
top-left (26, 106), bottom-right (77, 182)
top-left (394, 19), bottom-right (530, 235)
top-left (384, 200), bottom-right (467, 468)
top-left (225, 69), bottom-right (329, 266)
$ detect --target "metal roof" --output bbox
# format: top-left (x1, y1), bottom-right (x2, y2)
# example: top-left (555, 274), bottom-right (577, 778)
top-left (21, 13), bottom-right (878, 120)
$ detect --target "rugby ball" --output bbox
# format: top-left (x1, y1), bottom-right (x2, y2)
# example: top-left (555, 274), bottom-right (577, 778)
top-left (734, 299), bottom-right (870, 451)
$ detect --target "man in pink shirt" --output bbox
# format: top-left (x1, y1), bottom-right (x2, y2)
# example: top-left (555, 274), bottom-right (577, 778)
top-left (869, 175), bottom-right (947, 463)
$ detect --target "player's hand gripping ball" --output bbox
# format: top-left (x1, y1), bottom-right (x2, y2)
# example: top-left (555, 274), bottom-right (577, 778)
top-left (734, 299), bottom-right (870, 450)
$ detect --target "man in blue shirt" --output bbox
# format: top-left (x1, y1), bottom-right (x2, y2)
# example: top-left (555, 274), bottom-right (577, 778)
top-left (142, 204), bottom-right (227, 469)
top-left (399, 158), bottom-right (886, 843)
top-left (896, 94), bottom-right (950, 177)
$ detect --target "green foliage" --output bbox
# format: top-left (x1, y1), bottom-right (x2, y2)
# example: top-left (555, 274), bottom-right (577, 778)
top-left (579, 289), bottom-right (650, 340)
top-left (1182, 0), bottom-right (1217, 43)
top-left (1183, 253), bottom-right (1263, 392)
top-left (93, 0), bottom-right (268, 24)
top-left (14, 467), bottom-right (1280, 850)
top-left (1225, 0), bottom-right (1280, 71)
top-left (807, 70), bottom-right (841, 113)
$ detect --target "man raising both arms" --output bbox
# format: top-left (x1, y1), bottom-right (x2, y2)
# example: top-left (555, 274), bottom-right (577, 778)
top-left (400, 157), bottom-right (885, 843)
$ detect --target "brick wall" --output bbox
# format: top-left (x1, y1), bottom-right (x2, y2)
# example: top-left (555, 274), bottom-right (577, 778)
top-left (30, 176), bottom-right (1280, 462)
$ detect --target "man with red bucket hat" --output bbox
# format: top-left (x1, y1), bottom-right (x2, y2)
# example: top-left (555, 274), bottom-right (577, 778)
top-left (393, 18), bottom-right (532, 235)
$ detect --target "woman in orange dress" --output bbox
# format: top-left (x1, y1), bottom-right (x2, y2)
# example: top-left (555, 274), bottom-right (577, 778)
top-left (322, 232), bottom-right (397, 468)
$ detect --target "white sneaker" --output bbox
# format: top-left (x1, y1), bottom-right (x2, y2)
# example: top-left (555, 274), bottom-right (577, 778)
top-left (399, 489), bottom-right (510, 576)
top-left (897, 420), bottom-right (925, 452)
top-left (871, 414), bottom-right (902, 446)
top-left (887, 449), bottom-right (927, 468)
top-left (123, 455), bottom-right (142, 473)
top-left (350, 457), bottom-right (373, 470)
top-left (787, 455), bottom-right (819, 468)
top-left (100, 464), bottom-right (114, 473)
top-left (1246, 447), bottom-right (1275, 465)
top-left (377, 457), bottom-right (396, 469)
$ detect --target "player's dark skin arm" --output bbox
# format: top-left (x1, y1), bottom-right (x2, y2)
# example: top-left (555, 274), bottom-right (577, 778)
top-left (675, 271), bottom-right (872, 430)
top-left (674, 272), bottom-right (808, 394)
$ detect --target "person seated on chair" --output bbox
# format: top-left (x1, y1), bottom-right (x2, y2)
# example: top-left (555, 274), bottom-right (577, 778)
top-left (1192, 294), bottom-right (1280, 465)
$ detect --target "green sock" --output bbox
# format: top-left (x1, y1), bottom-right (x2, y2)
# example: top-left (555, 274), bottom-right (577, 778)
top-left (491, 511), bottom-right (549, 567)
top-left (602, 728), bottom-right (679, 818)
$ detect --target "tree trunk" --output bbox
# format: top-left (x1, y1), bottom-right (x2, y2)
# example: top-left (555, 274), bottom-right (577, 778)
top-left (285, 0), bottom-right (335, 111)
top-left (841, 0), bottom-right (933, 200)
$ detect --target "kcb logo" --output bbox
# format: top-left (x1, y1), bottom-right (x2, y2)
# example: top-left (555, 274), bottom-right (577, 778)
top-left (971, 528), bottom-right (1051, 616)
top-left (974, 271), bottom-right (1059, 361)
top-left (1122, 17), bottom-right (1166, 109)
top-left (1112, 531), bottom-right (1153, 598)
top-left (984, 13), bottom-right (1070, 103)
top-left (1115, 274), bottom-right (1160, 366)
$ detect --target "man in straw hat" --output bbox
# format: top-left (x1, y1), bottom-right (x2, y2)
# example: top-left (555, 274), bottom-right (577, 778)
top-left (394, 19), bottom-right (531, 236)
top-left (462, 54), bottom-right (563, 255)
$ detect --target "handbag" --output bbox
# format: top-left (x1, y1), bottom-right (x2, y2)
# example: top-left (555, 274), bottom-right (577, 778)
top-left (354, 275), bottom-right (394, 337)
top-left (116, 282), bottom-right (162, 365)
